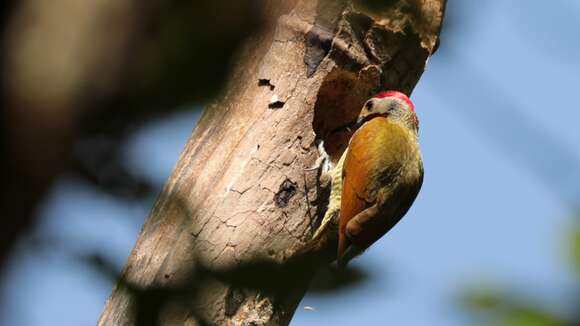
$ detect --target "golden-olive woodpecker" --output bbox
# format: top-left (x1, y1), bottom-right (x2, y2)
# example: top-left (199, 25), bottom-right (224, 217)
top-left (312, 91), bottom-right (423, 266)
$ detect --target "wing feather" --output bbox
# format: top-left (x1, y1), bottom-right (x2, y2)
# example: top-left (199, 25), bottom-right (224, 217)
top-left (338, 117), bottom-right (423, 259)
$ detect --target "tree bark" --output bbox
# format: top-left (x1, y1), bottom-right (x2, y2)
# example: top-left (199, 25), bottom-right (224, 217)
top-left (0, 0), bottom-right (263, 268)
top-left (98, 0), bottom-right (446, 325)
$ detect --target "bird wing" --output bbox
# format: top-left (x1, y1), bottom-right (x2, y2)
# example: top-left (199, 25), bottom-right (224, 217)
top-left (338, 117), bottom-right (423, 259)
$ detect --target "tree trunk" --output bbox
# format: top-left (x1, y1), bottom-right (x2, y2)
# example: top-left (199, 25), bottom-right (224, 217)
top-left (98, 0), bottom-right (446, 325)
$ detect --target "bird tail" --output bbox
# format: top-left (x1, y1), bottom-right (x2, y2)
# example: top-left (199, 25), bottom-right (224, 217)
top-left (337, 244), bottom-right (363, 268)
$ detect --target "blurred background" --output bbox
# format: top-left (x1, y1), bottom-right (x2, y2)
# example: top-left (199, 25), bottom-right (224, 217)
top-left (1, 0), bottom-right (579, 325)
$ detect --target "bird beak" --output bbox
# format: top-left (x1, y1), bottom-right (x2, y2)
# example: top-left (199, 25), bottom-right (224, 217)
top-left (354, 116), bottom-right (364, 129)
top-left (355, 111), bottom-right (376, 129)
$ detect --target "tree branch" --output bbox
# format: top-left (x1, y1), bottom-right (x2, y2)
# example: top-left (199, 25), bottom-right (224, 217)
top-left (98, 0), bottom-right (446, 324)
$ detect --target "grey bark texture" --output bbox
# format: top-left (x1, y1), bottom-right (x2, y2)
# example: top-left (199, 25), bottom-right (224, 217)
top-left (98, 0), bottom-right (446, 325)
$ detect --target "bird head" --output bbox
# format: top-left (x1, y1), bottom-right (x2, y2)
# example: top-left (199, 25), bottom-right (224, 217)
top-left (356, 91), bottom-right (418, 133)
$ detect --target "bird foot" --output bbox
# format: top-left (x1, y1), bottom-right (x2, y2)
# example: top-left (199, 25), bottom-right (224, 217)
top-left (305, 140), bottom-right (333, 173)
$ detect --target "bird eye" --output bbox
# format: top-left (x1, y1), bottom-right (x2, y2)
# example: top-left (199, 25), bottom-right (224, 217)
top-left (365, 101), bottom-right (373, 111)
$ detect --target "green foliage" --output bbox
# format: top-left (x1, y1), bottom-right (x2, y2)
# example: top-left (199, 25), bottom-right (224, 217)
top-left (463, 288), bottom-right (571, 326)
top-left (570, 226), bottom-right (580, 275)
top-left (462, 221), bottom-right (580, 326)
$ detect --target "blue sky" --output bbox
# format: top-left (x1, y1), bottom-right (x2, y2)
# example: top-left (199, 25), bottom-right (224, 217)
top-left (1, 1), bottom-right (579, 325)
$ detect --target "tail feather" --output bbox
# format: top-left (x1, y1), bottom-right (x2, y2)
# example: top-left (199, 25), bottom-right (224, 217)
top-left (337, 244), bottom-right (362, 268)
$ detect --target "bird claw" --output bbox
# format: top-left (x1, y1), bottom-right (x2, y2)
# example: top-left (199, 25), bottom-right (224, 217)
top-left (305, 140), bottom-right (333, 173)
top-left (304, 165), bottom-right (321, 171)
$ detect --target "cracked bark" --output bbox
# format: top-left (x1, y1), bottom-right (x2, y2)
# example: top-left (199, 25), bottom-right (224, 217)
top-left (98, 1), bottom-right (446, 325)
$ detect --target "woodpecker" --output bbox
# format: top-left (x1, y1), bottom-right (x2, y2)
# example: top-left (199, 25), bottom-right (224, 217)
top-left (311, 91), bottom-right (423, 266)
